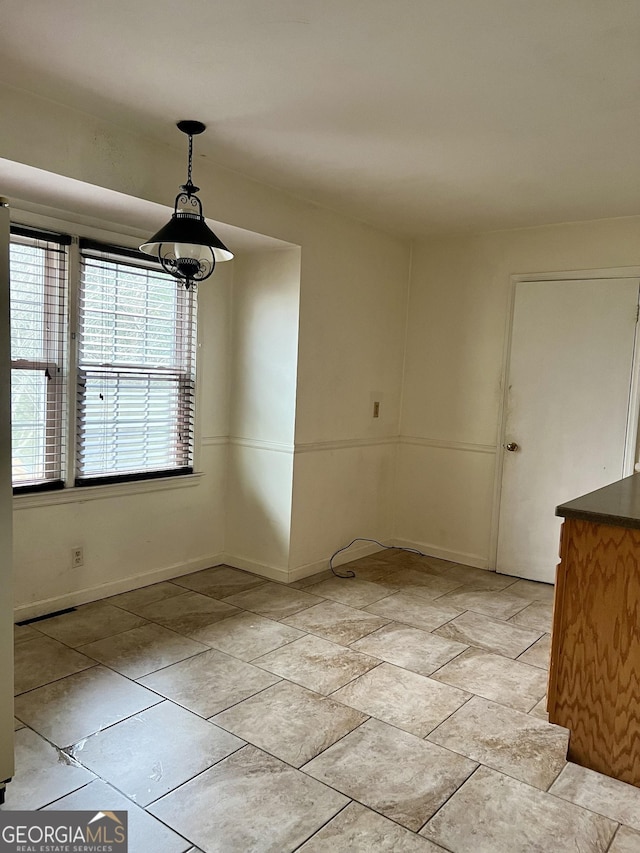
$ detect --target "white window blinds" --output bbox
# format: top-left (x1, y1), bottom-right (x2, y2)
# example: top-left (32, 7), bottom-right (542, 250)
top-left (76, 241), bottom-right (196, 484)
top-left (10, 227), bottom-right (69, 491)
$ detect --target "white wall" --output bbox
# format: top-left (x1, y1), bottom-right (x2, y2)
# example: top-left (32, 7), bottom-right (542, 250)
top-left (12, 258), bottom-right (232, 618)
top-left (226, 250), bottom-right (300, 579)
top-left (289, 218), bottom-right (409, 573)
top-left (398, 216), bottom-right (640, 567)
top-left (1, 84), bottom-right (410, 612)
top-left (229, 250), bottom-right (300, 446)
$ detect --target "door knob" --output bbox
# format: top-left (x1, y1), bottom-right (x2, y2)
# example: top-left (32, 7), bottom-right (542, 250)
top-left (504, 442), bottom-right (519, 452)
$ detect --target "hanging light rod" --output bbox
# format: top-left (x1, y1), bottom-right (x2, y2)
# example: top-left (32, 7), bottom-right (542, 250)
top-left (139, 120), bottom-right (233, 289)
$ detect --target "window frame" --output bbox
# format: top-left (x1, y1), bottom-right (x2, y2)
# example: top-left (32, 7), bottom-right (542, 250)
top-left (9, 227), bottom-right (70, 494)
top-left (75, 239), bottom-right (197, 486)
top-left (9, 220), bottom-right (201, 499)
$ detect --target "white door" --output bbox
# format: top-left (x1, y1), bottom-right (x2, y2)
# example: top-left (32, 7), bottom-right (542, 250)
top-left (496, 278), bottom-right (640, 583)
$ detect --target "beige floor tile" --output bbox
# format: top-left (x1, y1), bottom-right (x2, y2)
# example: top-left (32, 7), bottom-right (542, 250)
top-left (365, 591), bottom-right (462, 632)
top-left (434, 587), bottom-right (531, 620)
top-left (222, 582), bottom-right (323, 619)
top-left (107, 581), bottom-right (187, 615)
top-left (434, 610), bottom-right (543, 658)
top-left (289, 569), bottom-right (340, 589)
top-left (14, 665), bottom-right (162, 748)
top-left (148, 745), bottom-right (348, 853)
top-left (283, 600), bottom-right (389, 645)
top-left (14, 635), bottom-right (96, 695)
top-left (506, 579), bottom-right (555, 603)
top-left (421, 766), bottom-right (617, 853)
top-left (1, 727), bottom-right (94, 810)
top-left (333, 663), bottom-right (470, 737)
top-left (253, 634), bottom-right (378, 695)
top-left (378, 568), bottom-right (462, 598)
top-left (304, 718), bottom-right (476, 831)
top-left (135, 591), bottom-right (239, 636)
top-left (343, 559), bottom-right (395, 583)
top-left (212, 680), bottom-right (366, 767)
top-left (348, 551), bottom-right (396, 567)
top-left (304, 576), bottom-right (396, 608)
top-left (517, 633), bottom-right (551, 669)
top-left (189, 611), bottom-right (304, 660)
top-left (8, 561), bottom-right (604, 849)
top-left (14, 623), bottom-right (40, 645)
top-left (13, 717), bottom-right (24, 730)
top-left (298, 802), bottom-right (447, 852)
top-left (349, 568), bottom-right (399, 586)
top-left (432, 564), bottom-right (517, 591)
top-left (609, 827), bottom-right (640, 853)
top-left (413, 555), bottom-right (460, 575)
top-left (174, 565), bottom-right (267, 599)
top-left (362, 548), bottom-right (413, 565)
top-left (138, 648), bottom-right (280, 717)
top-left (550, 762), bottom-right (640, 831)
top-left (33, 601), bottom-right (147, 647)
top-left (509, 601), bottom-right (554, 633)
top-left (44, 779), bottom-right (192, 853)
top-left (529, 696), bottom-right (549, 721)
top-left (427, 696), bottom-right (568, 789)
top-left (385, 551), bottom-right (450, 571)
top-left (351, 622), bottom-right (467, 676)
top-left (432, 648), bottom-right (547, 712)
top-left (69, 700), bottom-right (244, 806)
top-left (78, 622), bottom-right (209, 678)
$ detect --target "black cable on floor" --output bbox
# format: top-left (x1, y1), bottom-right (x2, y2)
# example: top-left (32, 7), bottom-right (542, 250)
top-left (329, 537), bottom-right (428, 578)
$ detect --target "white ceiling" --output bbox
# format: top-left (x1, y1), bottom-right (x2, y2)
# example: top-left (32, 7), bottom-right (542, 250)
top-left (1, 0), bottom-right (640, 238)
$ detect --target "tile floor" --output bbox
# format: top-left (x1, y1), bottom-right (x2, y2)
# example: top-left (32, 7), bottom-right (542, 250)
top-left (5, 551), bottom-right (640, 852)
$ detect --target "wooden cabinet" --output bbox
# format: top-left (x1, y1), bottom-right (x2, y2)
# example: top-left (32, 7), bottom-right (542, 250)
top-left (548, 511), bottom-right (640, 786)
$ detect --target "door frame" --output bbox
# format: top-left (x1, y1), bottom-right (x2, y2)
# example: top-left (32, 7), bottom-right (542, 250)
top-left (489, 266), bottom-right (640, 573)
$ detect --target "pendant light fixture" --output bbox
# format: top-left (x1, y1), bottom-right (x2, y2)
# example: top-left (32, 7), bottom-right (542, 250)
top-left (139, 120), bottom-right (233, 288)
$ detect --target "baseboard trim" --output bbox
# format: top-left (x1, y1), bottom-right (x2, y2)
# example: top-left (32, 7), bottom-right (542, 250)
top-left (14, 552), bottom-right (226, 621)
top-left (13, 537), bottom-right (491, 622)
top-left (392, 538), bottom-right (490, 570)
top-left (286, 540), bottom-right (389, 583)
top-left (222, 554), bottom-right (290, 584)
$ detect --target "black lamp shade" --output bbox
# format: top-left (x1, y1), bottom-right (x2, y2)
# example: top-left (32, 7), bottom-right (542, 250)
top-left (140, 213), bottom-right (233, 262)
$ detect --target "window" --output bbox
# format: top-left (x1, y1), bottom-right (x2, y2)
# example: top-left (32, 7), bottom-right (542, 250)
top-left (76, 241), bottom-right (196, 484)
top-left (9, 228), bottom-right (69, 492)
top-left (8, 228), bottom-right (197, 491)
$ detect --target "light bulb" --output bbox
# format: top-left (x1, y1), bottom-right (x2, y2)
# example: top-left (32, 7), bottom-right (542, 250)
top-left (174, 243), bottom-right (211, 262)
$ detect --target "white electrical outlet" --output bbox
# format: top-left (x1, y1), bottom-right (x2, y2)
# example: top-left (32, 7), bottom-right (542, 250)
top-left (72, 547), bottom-right (84, 567)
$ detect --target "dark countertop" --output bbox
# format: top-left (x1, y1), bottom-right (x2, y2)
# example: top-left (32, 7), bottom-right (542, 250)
top-left (556, 473), bottom-right (640, 530)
